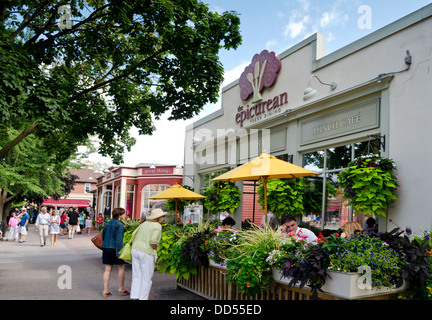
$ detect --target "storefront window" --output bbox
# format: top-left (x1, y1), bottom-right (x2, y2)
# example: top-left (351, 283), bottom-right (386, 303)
top-left (199, 170), bottom-right (227, 193)
top-left (101, 189), bottom-right (112, 217)
top-left (115, 186), bottom-right (121, 208)
top-left (126, 185), bottom-right (135, 217)
top-left (302, 137), bottom-right (381, 230)
top-left (141, 184), bottom-right (170, 218)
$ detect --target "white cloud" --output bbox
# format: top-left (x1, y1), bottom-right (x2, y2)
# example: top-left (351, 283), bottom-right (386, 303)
top-left (297, 0), bottom-right (310, 12)
top-left (320, 3), bottom-right (349, 28)
top-left (266, 39), bottom-right (278, 48)
top-left (283, 14), bottom-right (310, 39)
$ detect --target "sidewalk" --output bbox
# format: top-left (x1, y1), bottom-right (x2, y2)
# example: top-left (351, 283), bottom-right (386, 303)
top-left (0, 225), bottom-right (205, 300)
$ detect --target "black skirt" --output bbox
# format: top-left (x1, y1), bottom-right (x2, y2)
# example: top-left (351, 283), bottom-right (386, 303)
top-left (102, 248), bottom-right (125, 265)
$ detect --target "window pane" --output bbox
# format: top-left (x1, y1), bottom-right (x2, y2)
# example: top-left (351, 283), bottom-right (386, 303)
top-left (326, 145), bottom-right (352, 170)
top-left (302, 176), bottom-right (323, 226)
top-left (303, 150), bottom-right (324, 173)
top-left (141, 184), bottom-right (170, 218)
top-left (354, 138), bottom-right (381, 159)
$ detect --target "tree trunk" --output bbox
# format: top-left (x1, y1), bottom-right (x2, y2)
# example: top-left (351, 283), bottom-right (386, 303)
top-left (0, 188), bottom-right (18, 223)
top-left (0, 120), bottom-right (39, 159)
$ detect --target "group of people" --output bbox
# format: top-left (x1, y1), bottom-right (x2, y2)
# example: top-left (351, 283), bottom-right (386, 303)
top-left (100, 207), bottom-right (167, 300)
top-left (2, 206), bottom-right (97, 247)
top-left (2, 208), bottom-right (30, 243)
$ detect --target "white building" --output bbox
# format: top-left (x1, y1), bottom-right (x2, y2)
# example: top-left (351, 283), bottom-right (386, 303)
top-left (184, 4), bottom-right (432, 234)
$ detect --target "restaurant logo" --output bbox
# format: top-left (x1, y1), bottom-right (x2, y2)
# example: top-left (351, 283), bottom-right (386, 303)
top-left (239, 50), bottom-right (282, 103)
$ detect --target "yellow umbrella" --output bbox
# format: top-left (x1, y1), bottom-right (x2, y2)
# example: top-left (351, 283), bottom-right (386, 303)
top-left (212, 151), bottom-right (318, 219)
top-left (147, 184), bottom-right (205, 223)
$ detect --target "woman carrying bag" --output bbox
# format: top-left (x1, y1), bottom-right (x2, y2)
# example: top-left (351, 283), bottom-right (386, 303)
top-left (130, 208), bottom-right (167, 300)
top-left (101, 207), bottom-right (130, 298)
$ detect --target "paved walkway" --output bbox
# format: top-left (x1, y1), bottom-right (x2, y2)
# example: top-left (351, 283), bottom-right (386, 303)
top-left (0, 225), bottom-right (205, 300)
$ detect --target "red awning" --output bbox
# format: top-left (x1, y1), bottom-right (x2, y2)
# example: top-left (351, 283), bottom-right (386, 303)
top-left (42, 198), bottom-right (90, 208)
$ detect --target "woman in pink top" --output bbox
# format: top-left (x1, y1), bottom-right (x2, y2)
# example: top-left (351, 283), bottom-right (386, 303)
top-left (6, 212), bottom-right (19, 241)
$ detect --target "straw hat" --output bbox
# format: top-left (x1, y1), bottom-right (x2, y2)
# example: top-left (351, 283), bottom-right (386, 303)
top-left (147, 208), bottom-right (167, 220)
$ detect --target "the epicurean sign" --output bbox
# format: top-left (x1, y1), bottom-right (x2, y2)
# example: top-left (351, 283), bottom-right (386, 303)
top-left (236, 50), bottom-right (286, 127)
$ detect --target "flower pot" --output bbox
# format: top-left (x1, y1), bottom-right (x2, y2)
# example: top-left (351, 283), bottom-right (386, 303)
top-left (209, 259), bottom-right (227, 270)
top-left (272, 267), bottom-right (291, 285)
top-left (321, 270), bottom-right (408, 299)
top-left (271, 267), bottom-right (310, 288)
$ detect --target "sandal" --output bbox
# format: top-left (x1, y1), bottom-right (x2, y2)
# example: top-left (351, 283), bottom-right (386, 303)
top-left (102, 291), bottom-right (112, 298)
top-left (118, 290), bottom-right (130, 296)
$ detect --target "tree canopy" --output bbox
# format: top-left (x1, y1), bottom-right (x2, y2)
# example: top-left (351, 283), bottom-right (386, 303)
top-left (0, 0), bottom-right (242, 163)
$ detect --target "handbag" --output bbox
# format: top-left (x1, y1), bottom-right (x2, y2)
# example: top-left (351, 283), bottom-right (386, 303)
top-left (119, 241), bottom-right (132, 261)
top-left (91, 232), bottom-right (103, 250)
top-left (119, 224), bottom-right (142, 262)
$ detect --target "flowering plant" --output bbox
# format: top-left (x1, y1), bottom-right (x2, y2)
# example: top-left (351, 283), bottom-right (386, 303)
top-left (225, 226), bottom-right (282, 297)
top-left (266, 232), bottom-right (307, 269)
top-left (337, 155), bottom-right (399, 216)
top-left (121, 219), bottom-right (141, 245)
top-left (325, 232), bottom-right (406, 289)
top-left (206, 229), bottom-right (238, 265)
top-left (202, 181), bottom-right (241, 215)
top-left (257, 178), bottom-right (305, 216)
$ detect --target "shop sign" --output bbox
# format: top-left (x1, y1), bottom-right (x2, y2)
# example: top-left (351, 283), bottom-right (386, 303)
top-left (300, 99), bottom-right (380, 145)
top-left (235, 50), bottom-right (286, 127)
top-left (235, 92), bottom-right (287, 127)
top-left (142, 167), bottom-right (174, 175)
top-left (239, 50), bottom-right (281, 103)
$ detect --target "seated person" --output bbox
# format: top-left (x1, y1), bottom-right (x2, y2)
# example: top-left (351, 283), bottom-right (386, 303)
top-left (280, 214), bottom-right (317, 243)
top-left (365, 217), bottom-right (378, 233)
top-left (219, 217), bottom-right (236, 231)
top-left (340, 221), bottom-right (363, 239)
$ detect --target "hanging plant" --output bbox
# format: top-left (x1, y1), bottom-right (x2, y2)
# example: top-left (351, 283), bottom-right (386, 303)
top-left (337, 154), bottom-right (399, 216)
top-left (202, 181), bottom-right (241, 214)
top-left (257, 178), bottom-right (305, 216)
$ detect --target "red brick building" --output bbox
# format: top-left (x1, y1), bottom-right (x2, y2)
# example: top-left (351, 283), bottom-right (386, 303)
top-left (42, 168), bottom-right (100, 210)
top-left (95, 164), bottom-right (183, 219)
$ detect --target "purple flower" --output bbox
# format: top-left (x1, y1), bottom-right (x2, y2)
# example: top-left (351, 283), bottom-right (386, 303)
top-left (405, 228), bottom-right (412, 235)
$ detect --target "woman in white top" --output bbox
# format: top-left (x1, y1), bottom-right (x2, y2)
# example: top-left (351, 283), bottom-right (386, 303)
top-left (49, 209), bottom-right (61, 246)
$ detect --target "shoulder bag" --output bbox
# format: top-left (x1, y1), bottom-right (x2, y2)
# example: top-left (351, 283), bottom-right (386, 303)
top-left (119, 224), bottom-right (142, 262)
top-left (91, 231), bottom-right (103, 250)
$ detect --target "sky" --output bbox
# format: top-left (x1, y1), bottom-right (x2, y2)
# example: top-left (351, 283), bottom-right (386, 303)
top-left (86, 0), bottom-right (431, 168)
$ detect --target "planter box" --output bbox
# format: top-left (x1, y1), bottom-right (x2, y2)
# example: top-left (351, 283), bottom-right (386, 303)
top-left (209, 259), bottom-right (227, 270)
top-left (272, 267), bottom-right (311, 288)
top-left (272, 268), bottom-right (407, 300)
top-left (321, 270), bottom-right (408, 300)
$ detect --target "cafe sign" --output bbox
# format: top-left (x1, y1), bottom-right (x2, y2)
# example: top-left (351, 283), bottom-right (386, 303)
top-left (300, 99), bottom-right (380, 146)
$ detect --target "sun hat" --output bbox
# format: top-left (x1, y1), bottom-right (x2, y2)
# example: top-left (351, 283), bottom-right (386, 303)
top-left (147, 208), bottom-right (167, 220)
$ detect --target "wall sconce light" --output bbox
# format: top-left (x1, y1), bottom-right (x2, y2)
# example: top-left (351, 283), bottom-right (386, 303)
top-left (303, 75), bottom-right (337, 101)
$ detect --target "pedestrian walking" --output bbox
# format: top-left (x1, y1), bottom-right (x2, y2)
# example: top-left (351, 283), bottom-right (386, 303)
top-left (35, 207), bottom-right (50, 246)
top-left (101, 207), bottom-right (129, 298)
top-left (60, 211), bottom-right (68, 236)
top-left (96, 213), bottom-right (104, 230)
top-left (78, 211), bottom-right (85, 234)
top-left (67, 207), bottom-right (79, 239)
top-left (130, 208), bottom-right (167, 300)
top-left (18, 208), bottom-right (30, 243)
top-left (6, 212), bottom-right (19, 241)
top-left (85, 215), bottom-right (92, 235)
top-left (49, 209), bottom-right (61, 246)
